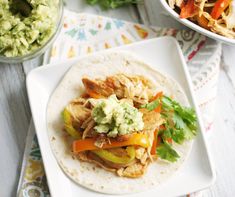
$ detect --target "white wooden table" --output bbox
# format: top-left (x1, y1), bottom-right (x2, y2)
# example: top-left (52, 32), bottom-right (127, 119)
top-left (1, 1), bottom-right (235, 197)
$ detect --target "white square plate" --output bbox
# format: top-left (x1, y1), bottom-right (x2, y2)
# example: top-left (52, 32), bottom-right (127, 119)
top-left (160, 0), bottom-right (235, 45)
top-left (27, 37), bottom-right (215, 197)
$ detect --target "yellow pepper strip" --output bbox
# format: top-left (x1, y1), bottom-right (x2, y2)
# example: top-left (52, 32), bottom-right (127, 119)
top-left (72, 133), bottom-right (150, 154)
top-left (62, 108), bottom-right (81, 139)
top-left (92, 146), bottom-right (136, 164)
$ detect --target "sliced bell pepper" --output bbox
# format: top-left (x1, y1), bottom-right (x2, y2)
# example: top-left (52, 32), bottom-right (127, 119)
top-left (150, 91), bottom-right (163, 102)
top-left (92, 146), bottom-right (136, 164)
top-left (151, 129), bottom-right (158, 155)
top-left (154, 105), bottom-right (162, 113)
top-left (196, 15), bottom-right (209, 29)
top-left (211, 0), bottom-right (231, 19)
top-left (180, 0), bottom-right (196, 19)
top-left (62, 108), bottom-right (81, 139)
top-left (72, 133), bottom-right (150, 153)
top-left (150, 91), bottom-right (163, 113)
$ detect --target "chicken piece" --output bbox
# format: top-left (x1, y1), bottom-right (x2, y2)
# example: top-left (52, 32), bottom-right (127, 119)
top-left (140, 108), bottom-right (165, 131)
top-left (135, 147), bottom-right (148, 164)
top-left (82, 74), bottom-right (155, 106)
top-left (66, 102), bottom-right (91, 128)
top-left (82, 78), bottom-right (114, 97)
top-left (82, 118), bottom-right (95, 139)
top-left (108, 74), bottom-right (154, 105)
top-left (67, 104), bottom-right (91, 122)
top-left (117, 161), bottom-right (149, 178)
top-left (168, 0), bottom-right (183, 8)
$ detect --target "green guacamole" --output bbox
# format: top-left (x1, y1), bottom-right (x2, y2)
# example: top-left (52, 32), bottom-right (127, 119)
top-left (0, 0), bottom-right (59, 57)
top-left (91, 95), bottom-right (144, 138)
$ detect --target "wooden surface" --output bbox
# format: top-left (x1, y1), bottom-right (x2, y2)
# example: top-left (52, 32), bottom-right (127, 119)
top-left (0, 1), bottom-right (235, 196)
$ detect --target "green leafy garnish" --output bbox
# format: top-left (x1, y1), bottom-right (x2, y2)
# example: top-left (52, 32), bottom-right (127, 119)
top-left (156, 141), bottom-right (180, 162)
top-left (86, 0), bottom-right (141, 9)
top-left (142, 94), bottom-right (198, 162)
top-left (161, 125), bottom-right (185, 144)
top-left (141, 100), bottom-right (160, 111)
top-left (162, 96), bottom-right (197, 140)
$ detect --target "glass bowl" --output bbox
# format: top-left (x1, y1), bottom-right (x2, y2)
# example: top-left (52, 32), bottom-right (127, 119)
top-left (0, 0), bottom-right (64, 63)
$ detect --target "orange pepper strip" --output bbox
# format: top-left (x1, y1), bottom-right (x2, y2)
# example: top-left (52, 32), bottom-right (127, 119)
top-left (154, 105), bottom-right (162, 113)
top-left (150, 91), bottom-right (163, 113)
top-left (150, 91), bottom-right (163, 102)
top-left (151, 129), bottom-right (158, 155)
top-left (72, 133), bottom-right (150, 153)
top-left (196, 15), bottom-right (209, 29)
top-left (211, 0), bottom-right (231, 20)
top-left (180, 0), bottom-right (196, 19)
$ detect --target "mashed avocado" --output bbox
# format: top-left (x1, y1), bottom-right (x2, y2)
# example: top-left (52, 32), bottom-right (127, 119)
top-left (91, 95), bottom-right (144, 138)
top-left (0, 0), bottom-right (59, 57)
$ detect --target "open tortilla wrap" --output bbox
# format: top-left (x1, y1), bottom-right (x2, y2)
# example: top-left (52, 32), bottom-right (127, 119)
top-left (46, 51), bottom-right (192, 194)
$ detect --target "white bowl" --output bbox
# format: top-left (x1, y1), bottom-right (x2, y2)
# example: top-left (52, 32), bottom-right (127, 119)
top-left (159, 0), bottom-right (235, 45)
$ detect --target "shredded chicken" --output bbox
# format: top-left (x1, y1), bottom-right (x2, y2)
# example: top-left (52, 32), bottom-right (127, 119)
top-left (82, 119), bottom-right (95, 139)
top-left (169, 0), bottom-right (235, 38)
top-left (168, 0), bottom-right (183, 8)
top-left (117, 162), bottom-right (149, 178)
top-left (66, 102), bottom-right (91, 125)
top-left (65, 74), bottom-right (166, 178)
top-left (135, 147), bottom-right (149, 164)
top-left (82, 74), bottom-right (155, 106)
top-left (140, 108), bottom-right (165, 131)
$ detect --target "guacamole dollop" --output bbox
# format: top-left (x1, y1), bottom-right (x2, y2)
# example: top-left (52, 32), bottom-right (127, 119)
top-left (0, 0), bottom-right (59, 57)
top-left (91, 95), bottom-right (144, 138)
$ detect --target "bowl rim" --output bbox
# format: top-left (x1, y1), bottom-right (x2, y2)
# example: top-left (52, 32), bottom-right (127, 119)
top-left (0, 0), bottom-right (64, 63)
top-left (159, 0), bottom-right (235, 45)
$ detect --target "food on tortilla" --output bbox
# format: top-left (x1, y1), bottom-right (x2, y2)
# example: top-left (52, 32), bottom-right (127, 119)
top-left (168, 0), bottom-right (235, 38)
top-left (61, 74), bottom-right (197, 178)
top-left (47, 52), bottom-right (197, 194)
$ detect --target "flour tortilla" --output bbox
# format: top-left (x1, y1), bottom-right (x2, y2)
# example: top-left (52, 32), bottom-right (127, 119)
top-left (47, 51), bottom-right (193, 194)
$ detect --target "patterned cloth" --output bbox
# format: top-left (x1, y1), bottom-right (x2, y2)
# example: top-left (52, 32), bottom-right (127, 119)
top-left (18, 10), bottom-right (221, 197)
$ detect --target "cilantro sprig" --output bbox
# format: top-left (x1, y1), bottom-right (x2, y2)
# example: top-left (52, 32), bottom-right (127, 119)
top-left (141, 100), bottom-right (160, 111)
top-left (86, 0), bottom-right (141, 9)
top-left (156, 142), bottom-right (180, 162)
top-left (143, 94), bottom-right (198, 162)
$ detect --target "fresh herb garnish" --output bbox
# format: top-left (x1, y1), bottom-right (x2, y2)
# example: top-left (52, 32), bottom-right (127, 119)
top-left (156, 141), bottom-right (180, 162)
top-left (141, 100), bottom-right (160, 111)
top-left (86, 0), bottom-right (141, 9)
top-left (143, 94), bottom-right (198, 162)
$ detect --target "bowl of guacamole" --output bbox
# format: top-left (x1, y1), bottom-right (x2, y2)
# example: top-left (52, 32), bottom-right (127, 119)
top-left (0, 0), bottom-right (63, 63)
